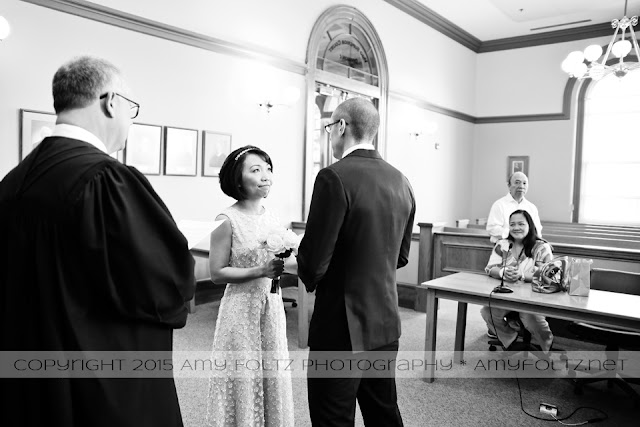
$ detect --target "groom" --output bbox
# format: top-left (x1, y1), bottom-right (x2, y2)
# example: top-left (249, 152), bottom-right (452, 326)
top-left (297, 98), bottom-right (415, 426)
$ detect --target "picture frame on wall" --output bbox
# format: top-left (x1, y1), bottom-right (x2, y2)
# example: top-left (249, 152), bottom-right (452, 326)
top-left (202, 131), bottom-right (232, 177)
top-left (124, 123), bottom-right (162, 175)
top-left (19, 109), bottom-right (57, 160)
top-left (507, 155), bottom-right (529, 179)
top-left (164, 126), bottom-right (198, 176)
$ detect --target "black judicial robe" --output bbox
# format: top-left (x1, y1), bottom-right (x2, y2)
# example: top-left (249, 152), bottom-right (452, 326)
top-left (0, 137), bottom-right (195, 426)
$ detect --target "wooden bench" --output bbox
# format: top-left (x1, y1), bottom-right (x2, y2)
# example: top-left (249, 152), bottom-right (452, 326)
top-left (416, 223), bottom-right (640, 312)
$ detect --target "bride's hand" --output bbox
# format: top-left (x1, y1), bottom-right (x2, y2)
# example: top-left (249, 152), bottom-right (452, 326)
top-left (262, 258), bottom-right (284, 279)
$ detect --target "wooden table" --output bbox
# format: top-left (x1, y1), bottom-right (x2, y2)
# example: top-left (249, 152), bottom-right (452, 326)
top-left (420, 272), bottom-right (640, 382)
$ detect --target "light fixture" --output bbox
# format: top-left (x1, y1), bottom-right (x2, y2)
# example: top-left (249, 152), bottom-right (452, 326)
top-left (409, 121), bottom-right (439, 148)
top-left (258, 86), bottom-right (300, 113)
top-left (561, 0), bottom-right (640, 80)
top-left (0, 16), bottom-right (10, 41)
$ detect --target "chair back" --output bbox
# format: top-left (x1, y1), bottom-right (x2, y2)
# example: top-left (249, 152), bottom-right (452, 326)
top-left (590, 268), bottom-right (640, 296)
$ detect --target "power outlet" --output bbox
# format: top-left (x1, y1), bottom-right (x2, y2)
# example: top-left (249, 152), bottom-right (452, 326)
top-left (539, 403), bottom-right (558, 416)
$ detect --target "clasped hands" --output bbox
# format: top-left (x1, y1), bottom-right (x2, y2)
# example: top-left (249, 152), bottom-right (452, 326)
top-left (501, 266), bottom-right (523, 282)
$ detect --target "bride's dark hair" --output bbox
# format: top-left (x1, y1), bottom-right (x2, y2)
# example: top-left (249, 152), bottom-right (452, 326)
top-left (219, 145), bottom-right (272, 201)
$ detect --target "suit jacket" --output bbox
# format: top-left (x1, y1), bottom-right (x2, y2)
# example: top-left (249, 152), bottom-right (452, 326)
top-left (297, 149), bottom-right (416, 352)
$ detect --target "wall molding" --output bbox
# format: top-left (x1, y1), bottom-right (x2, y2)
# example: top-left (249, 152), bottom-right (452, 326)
top-left (385, 0), bottom-right (614, 53)
top-left (390, 90), bottom-right (476, 123)
top-left (21, 0), bottom-right (307, 75)
top-left (391, 77), bottom-right (576, 124)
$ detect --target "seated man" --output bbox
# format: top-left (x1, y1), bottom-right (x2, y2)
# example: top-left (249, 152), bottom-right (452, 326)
top-left (486, 171), bottom-right (542, 243)
top-left (480, 210), bottom-right (554, 352)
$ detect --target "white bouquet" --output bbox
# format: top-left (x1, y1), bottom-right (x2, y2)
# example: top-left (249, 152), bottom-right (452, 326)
top-left (260, 229), bottom-right (302, 293)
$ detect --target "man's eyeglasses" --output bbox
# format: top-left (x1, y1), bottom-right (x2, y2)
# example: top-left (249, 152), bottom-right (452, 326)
top-left (100, 92), bottom-right (140, 119)
top-left (324, 119), bottom-right (348, 134)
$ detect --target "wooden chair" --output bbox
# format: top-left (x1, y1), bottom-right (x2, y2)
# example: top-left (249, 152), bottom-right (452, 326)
top-left (279, 273), bottom-right (298, 308)
top-left (568, 268), bottom-right (640, 403)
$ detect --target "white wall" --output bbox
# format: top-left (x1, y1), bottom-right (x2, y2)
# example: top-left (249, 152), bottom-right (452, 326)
top-left (90, 0), bottom-right (479, 115)
top-left (387, 98), bottom-right (474, 224)
top-left (1, 0), bottom-right (479, 228)
top-left (471, 36), bottom-right (612, 222)
top-left (0, 0), bottom-right (305, 224)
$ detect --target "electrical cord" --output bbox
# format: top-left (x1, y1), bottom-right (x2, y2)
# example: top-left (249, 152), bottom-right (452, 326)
top-left (487, 288), bottom-right (608, 424)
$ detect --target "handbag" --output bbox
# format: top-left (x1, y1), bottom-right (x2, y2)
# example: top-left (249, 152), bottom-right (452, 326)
top-left (568, 258), bottom-right (592, 296)
top-left (532, 256), bottom-right (570, 294)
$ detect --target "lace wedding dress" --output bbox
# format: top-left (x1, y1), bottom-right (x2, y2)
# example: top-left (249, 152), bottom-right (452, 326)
top-left (206, 206), bottom-right (294, 427)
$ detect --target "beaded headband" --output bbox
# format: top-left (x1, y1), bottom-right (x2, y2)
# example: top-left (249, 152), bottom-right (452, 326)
top-left (234, 147), bottom-right (255, 162)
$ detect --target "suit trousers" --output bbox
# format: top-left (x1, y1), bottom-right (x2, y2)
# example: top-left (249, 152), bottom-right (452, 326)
top-left (307, 340), bottom-right (403, 427)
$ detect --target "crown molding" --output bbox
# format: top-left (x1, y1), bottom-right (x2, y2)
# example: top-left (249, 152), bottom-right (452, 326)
top-left (21, 0), bottom-right (307, 75)
top-left (479, 22), bottom-right (614, 53)
top-left (382, 0), bottom-right (481, 52)
top-left (385, 0), bottom-right (615, 53)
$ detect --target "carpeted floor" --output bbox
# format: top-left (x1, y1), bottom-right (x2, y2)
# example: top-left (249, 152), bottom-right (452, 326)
top-left (174, 288), bottom-right (639, 426)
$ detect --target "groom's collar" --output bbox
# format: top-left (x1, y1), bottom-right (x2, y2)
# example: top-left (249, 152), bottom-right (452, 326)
top-left (341, 143), bottom-right (375, 159)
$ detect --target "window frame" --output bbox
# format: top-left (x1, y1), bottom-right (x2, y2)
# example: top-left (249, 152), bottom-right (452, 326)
top-left (572, 55), bottom-right (639, 224)
top-left (303, 6), bottom-right (389, 219)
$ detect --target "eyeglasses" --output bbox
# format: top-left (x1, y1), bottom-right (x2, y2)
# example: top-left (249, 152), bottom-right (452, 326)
top-left (324, 119), bottom-right (348, 133)
top-left (100, 92), bottom-right (140, 119)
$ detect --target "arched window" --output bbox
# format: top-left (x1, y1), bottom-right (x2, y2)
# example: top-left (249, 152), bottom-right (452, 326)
top-left (303, 6), bottom-right (389, 218)
top-left (573, 68), bottom-right (640, 225)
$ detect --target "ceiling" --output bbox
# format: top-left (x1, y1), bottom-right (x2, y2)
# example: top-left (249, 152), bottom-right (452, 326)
top-left (413, 0), bottom-right (640, 41)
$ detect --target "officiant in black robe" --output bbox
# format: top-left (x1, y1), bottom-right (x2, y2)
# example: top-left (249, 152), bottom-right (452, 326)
top-left (0, 56), bottom-right (195, 426)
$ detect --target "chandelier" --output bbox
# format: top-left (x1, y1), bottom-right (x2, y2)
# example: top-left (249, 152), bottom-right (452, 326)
top-left (561, 0), bottom-right (640, 80)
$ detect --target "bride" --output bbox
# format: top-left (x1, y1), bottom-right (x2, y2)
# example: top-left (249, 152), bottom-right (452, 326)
top-left (205, 145), bottom-right (294, 426)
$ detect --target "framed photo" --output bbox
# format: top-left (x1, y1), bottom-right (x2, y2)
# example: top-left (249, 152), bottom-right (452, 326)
top-left (202, 131), bottom-right (232, 177)
top-left (19, 109), bottom-right (57, 160)
top-left (164, 126), bottom-right (198, 176)
top-left (124, 123), bottom-right (162, 175)
top-left (507, 156), bottom-right (529, 179)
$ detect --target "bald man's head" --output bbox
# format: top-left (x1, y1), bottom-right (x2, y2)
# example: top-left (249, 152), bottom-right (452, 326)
top-left (508, 172), bottom-right (529, 202)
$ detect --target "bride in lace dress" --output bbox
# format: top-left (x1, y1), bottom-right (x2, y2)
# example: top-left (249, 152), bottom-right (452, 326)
top-left (205, 146), bottom-right (294, 427)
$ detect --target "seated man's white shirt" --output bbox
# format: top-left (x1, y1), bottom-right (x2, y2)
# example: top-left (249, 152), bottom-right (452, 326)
top-left (486, 193), bottom-right (543, 242)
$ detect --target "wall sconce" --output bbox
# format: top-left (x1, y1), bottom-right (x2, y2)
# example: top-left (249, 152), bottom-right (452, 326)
top-left (0, 16), bottom-right (10, 41)
top-left (409, 121), bottom-right (439, 148)
top-left (408, 131), bottom-right (422, 142)
top-left (258, 86), bottom-right (301, 113)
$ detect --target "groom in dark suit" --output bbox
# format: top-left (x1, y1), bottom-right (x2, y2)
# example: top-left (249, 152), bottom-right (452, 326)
top-left (298, 98), bottom-right (415, 426)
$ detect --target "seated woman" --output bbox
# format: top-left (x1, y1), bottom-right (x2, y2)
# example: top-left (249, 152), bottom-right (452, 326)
top-left (480, 209), bottom-right (554, 352)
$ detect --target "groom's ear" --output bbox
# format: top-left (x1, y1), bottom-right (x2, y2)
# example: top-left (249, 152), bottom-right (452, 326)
top-left (339, 119), bottom-right (347, 134)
